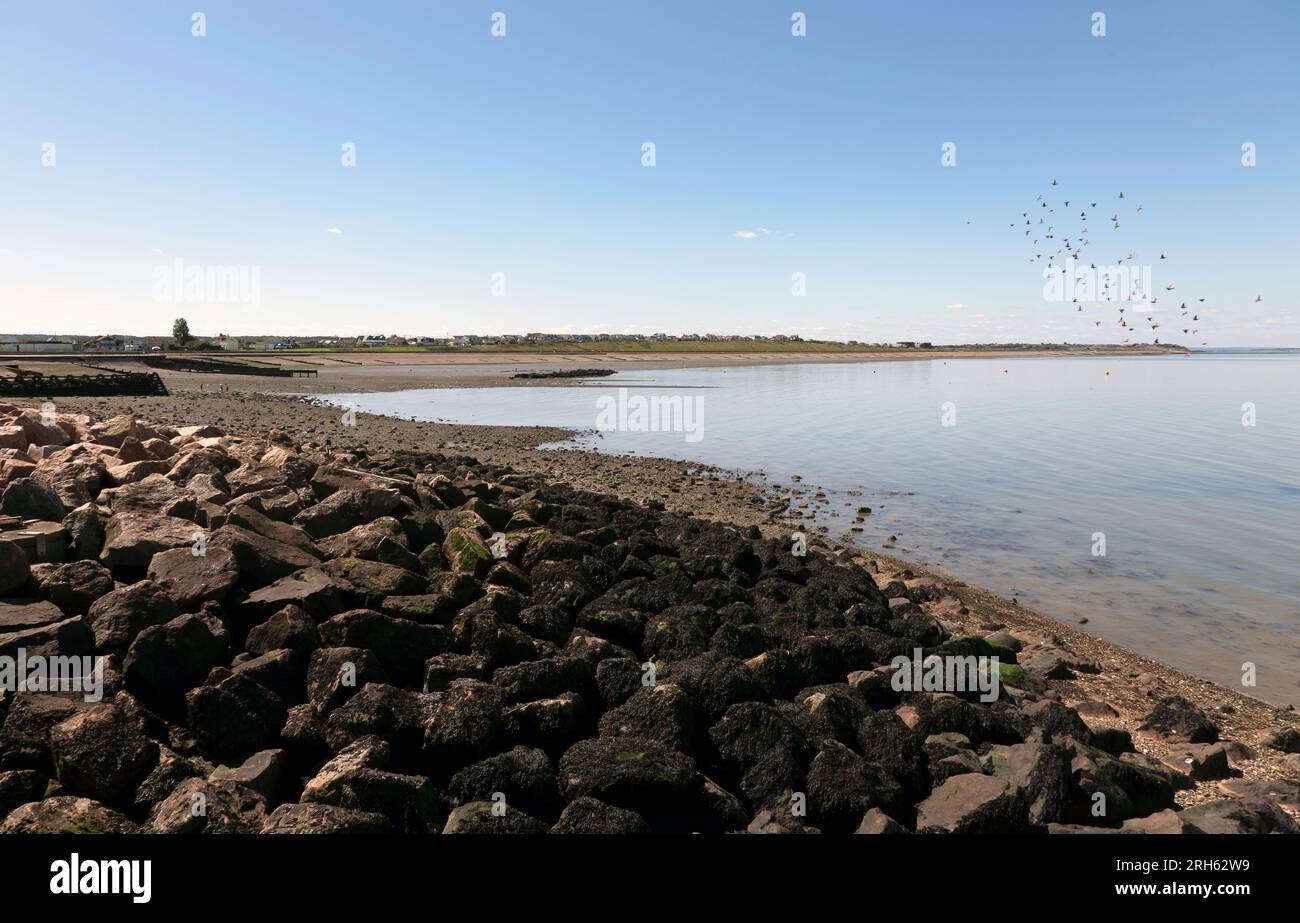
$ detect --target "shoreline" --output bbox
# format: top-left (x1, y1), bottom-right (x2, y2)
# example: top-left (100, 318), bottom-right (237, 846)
top-left (37, 375), bottom-right (1300, 821)
top-left (17, 346), bottom-right (1193, 396)
top-left (43, 355), bottom-right (1293, 709)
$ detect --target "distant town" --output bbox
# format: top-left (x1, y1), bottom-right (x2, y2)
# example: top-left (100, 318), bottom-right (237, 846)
top-left (0, 331), bottom-right (946, 353)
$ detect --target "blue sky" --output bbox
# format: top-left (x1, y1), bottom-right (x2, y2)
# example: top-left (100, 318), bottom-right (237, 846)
top-left (1, 0), bottom-right (1297, 344)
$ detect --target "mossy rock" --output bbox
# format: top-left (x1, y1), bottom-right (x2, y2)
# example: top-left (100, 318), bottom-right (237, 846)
top-left (442, 528), bottom-right (491, 579)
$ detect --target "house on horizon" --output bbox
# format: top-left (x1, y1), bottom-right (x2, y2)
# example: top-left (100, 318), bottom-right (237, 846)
top-left (84, 335), bottom-right (124, 352)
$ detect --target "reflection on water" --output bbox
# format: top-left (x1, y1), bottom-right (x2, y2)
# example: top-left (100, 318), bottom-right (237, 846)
top-left (326, 354), bottom-right (1300, 705)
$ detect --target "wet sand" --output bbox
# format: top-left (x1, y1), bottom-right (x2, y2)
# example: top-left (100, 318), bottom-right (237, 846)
top-left (42, 346), bottom-right (1187, 395)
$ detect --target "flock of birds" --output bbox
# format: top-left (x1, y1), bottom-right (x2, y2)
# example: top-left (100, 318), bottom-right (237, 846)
top-left (1005, 181), bottom-right (1262, 347)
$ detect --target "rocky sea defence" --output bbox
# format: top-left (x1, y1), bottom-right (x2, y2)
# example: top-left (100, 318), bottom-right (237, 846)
top-left (0, 401), bottom-right (1297, 834)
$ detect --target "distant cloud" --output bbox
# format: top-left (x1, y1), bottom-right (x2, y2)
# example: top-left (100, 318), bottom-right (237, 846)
top-left (946, 303), bottom-right (967, 310)
top-left (326, 227), bottom-right (344, 235)
top-left (734, 227), bottom-right (795, 240)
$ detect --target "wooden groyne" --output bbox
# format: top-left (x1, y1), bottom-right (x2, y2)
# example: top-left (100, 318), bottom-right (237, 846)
top-left (142, 355), bottom-right (317, 378)
top-left (0, 371), bottom-right (169, 397)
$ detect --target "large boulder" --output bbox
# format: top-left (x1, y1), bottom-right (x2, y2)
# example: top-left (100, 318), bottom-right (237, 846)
top-left (597, 683), bottom-right (696, 753)
top-left (1, 478), bottom-right (65, 520)
top-left (448, 745), bottom-right (560, 820)
top-left (237, 485), bottom-right (302, 522)
top-left (49, 704), bottom-right (159, 802)
top-left (442, 529), bottom-right (492, 579)
top-left (87, 581), bottom-right (180, 652)
top-left (441, 800), bottom-right (548, 834)
top-left (556, 735), bottom-right (700, 822)
top-left (983, 740), bottom-right (1068, 825)
top-left (34, 454), bottom-right (109, 510)
top-left (261, 802), bottom-right (392, 834)
top-left (124, 611), bottom-right (231, 714)
top-left (505, 693), bottom-right (586, 752)
top-left (41, 560), bottom-right (115, 613)
top-left (302, 737), bottom-right (441, 833)
top-left (550, 796), bottom-right (650, 834)
top-left (0, 540), bottom-right (30, 595)
top-left (0, 425), bottom-right (28, 452)
top-left (915, 772), bottom-right (1028, 833)
top-left (147, 546), bottom-right (240, 609)
top-left (805, 740), bottom-right (902, 833)
top-left (147, 777), bottom-right (269, 833)
top-left (185, 672), bottom-right (287, 762)
top-left (100, 473), bottom-right (196, 519)
top-left (293, 488), bottom-right (404, 540)
top-left (422, 680), bottom-right (508, 774)
top-left (209, 749), bottom-right (289, 800)
top-left (709, 702), bottom-right (812, 810)
top-left (240, 567), bottom-right (344, 621)
top-left (323, 558), bottom-right (428, 607)
top-left (1065, 739), bottom-right (1176, 825)
top-left (0, 694), bottom-right (95, 773)
top-left (131, 746), bottom-right (206, 813)
top-left (246, 605), bottom-right (321, 658)
top-left (0, 795), bottom-right (138, 833)
top-left (11, 412), bottom-right (70, 449)
top-left (100, 512), bottom-right (199, 571)
top-left (63, 504), bottom-right (106, 561)
top-left (317, 610), bottom-right (446, 686)
top-left (307, 647), bottom-right (389, 715)
top-left (322, 683), bottom-right (435, 764)
top-left (1138, 696), bottom-right (1220, 743)
top-left (1258, 726), bottom-right (1300, 754)
top-left (210, 525), bottom-right (320, 584)
top-left (318, 519), bottom-right (420, 568)
top-left (223, 503), bottom-right (321, 557)
top-left (1179, 798), bottom-right (1300, 834)
top-left (90, 415), bottom-right (161, 449)
top-left (0, 598), bottom-right (71, 638)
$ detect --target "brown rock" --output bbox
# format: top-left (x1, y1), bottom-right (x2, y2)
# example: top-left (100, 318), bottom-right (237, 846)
top-left (100, 512), bottom-right (200, 571)
top-left (147, 546), bottom-right (240, 609)
top-left (855, 807), bottom-right (909, 833)
top-left (0, 795), bottom-right (138, 833)
top-left (87, 580), bottom-right (179, 651)
top-left (0, 539), bottom-right (30, 595)
top-left (915, 773), bottom-right (1026, 833)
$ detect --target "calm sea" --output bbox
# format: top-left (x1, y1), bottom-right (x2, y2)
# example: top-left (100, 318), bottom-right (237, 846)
top-left (327, 354), bottom-right (1300, 705)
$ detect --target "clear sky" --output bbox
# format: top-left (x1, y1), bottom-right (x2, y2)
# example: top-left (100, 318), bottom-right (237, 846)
top-left (1, 0), bottom-right (1297, 344)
